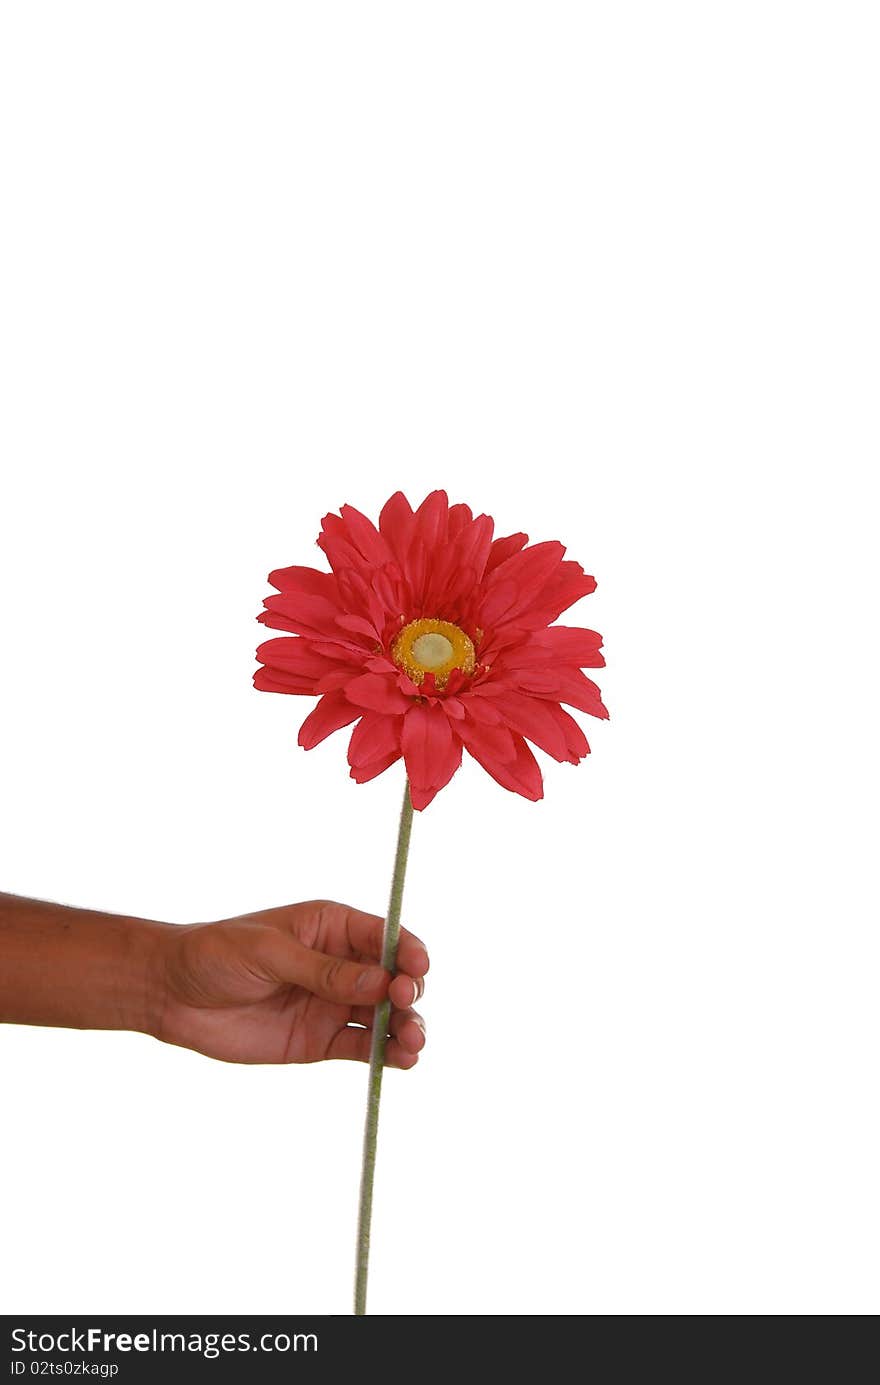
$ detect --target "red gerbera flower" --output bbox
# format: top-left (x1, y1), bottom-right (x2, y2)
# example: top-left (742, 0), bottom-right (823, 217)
top-left (254, 491), bottom-right (608, 810)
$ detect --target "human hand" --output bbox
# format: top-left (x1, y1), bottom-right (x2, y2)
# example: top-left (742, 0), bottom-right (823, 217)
top-left (153, 900), bottom-right (428, 1067)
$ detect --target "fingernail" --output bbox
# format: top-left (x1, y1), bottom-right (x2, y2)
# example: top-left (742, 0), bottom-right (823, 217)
top-left (357, 966), bottom-right (385, 993)
top-left (410, 979), bottom-right (419, 1006)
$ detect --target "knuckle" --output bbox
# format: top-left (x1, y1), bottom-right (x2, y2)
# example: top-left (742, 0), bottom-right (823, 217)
top-left (320, 955), bottom-right (348, 995)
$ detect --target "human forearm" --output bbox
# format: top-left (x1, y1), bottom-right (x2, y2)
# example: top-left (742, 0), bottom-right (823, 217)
top-left (0, 893), bottom-right (428, 1068)
top-left (0, 893), bottom-right (166, 1036)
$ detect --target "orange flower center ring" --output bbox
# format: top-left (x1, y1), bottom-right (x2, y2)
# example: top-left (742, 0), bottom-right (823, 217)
top-left (391, 618), bottom-right (476, 689)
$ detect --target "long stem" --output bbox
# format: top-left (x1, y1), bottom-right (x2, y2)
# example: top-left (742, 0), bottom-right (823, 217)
top-left (354, 777), bottom-right (415, 1316)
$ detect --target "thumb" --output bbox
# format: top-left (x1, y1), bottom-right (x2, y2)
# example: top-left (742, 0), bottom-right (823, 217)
top-left (255, 931), bottom-right (390, 1005)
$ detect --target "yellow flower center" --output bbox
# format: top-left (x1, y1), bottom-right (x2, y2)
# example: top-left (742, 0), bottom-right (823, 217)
top-left (391, 618), bottom-right (476, 689)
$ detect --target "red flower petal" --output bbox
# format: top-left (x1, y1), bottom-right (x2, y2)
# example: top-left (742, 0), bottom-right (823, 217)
top-left (253, 667), bottom-right (315, 695)
top-left (297, 691), bottom-right (361, 749)
top-left (484, 531), bottom-right (529, 574)
top-left (401, 702), bottom-right (463, 810)
top-left (483, 539), bottom-right (564, 592)
top-left (345, 672), bottom-right (413, 714)
top-left (478, 579), bottom-right (520, 627)
top-left (257, 608), bottom-right (308, 635)
top-left (454, 709), bottom-right (517, 760)
top-left (424, 513), bottom-right (494, 611)
top-left (256, 636), bottom-right (343, 679)
top-left (542, 702), bottom-right (590, 759)
top-left (267, 564), bottom-right (339, 598)
top-left (378, 491), bottom-right (415, 562)
top-left (512, 669), bottom-right (609, 719)
top-left (498, 626), bottom-right (605, 669)
top-left (447, 502), bottom-right (473, 537)
top-left (314, 667), bottom-right (357, 693)
top-left (372, 565), bottom-right (403, 619)
top-left (317, 513), bottom-right (365, 574)
top-left (363, 654), bottom-right (398, 675)
top-left (350, 749), bottom-right (403, 784)
top-left (443, 668), bottom-right (470, 696)
top-left (405, 538), bottom-right (429, 606)
top-left (335, 612), bottom-right (379, 640)
top-left (339, 503), bottom-right (393, 566)
top-left (300, 643), bottom-right (373, 667)
top-left (411, 490), bottom-right (449, 554)
top-left (263, 591), bottom-right (345, 639)
top-left (460, 692), bottom-right (504, 726)
top-left (488, 690), bottom-right (589, 763)
top-left (396, 672), bottom-right (422, 697)
top-left (347, 711), bottom-right (404, 768)
top-left (478, 540), bottom-right (567, 627)
top-left (443, 696), bottom-right (465, 720)
top-left (461, 729), bottom-right (543, 802)
top-left (518, 562), bottom-right (597, 626)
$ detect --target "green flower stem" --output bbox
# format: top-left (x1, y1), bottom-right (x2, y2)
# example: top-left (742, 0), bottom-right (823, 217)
top-left (354, 777), bottom-right (415, 1316)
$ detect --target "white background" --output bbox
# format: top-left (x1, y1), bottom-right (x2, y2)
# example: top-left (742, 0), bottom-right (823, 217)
top-left (1, 3), bottom-right (877, 1316)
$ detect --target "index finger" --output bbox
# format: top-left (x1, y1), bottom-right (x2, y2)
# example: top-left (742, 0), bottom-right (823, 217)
top-left (342, 905), bottom-right (430, 977)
